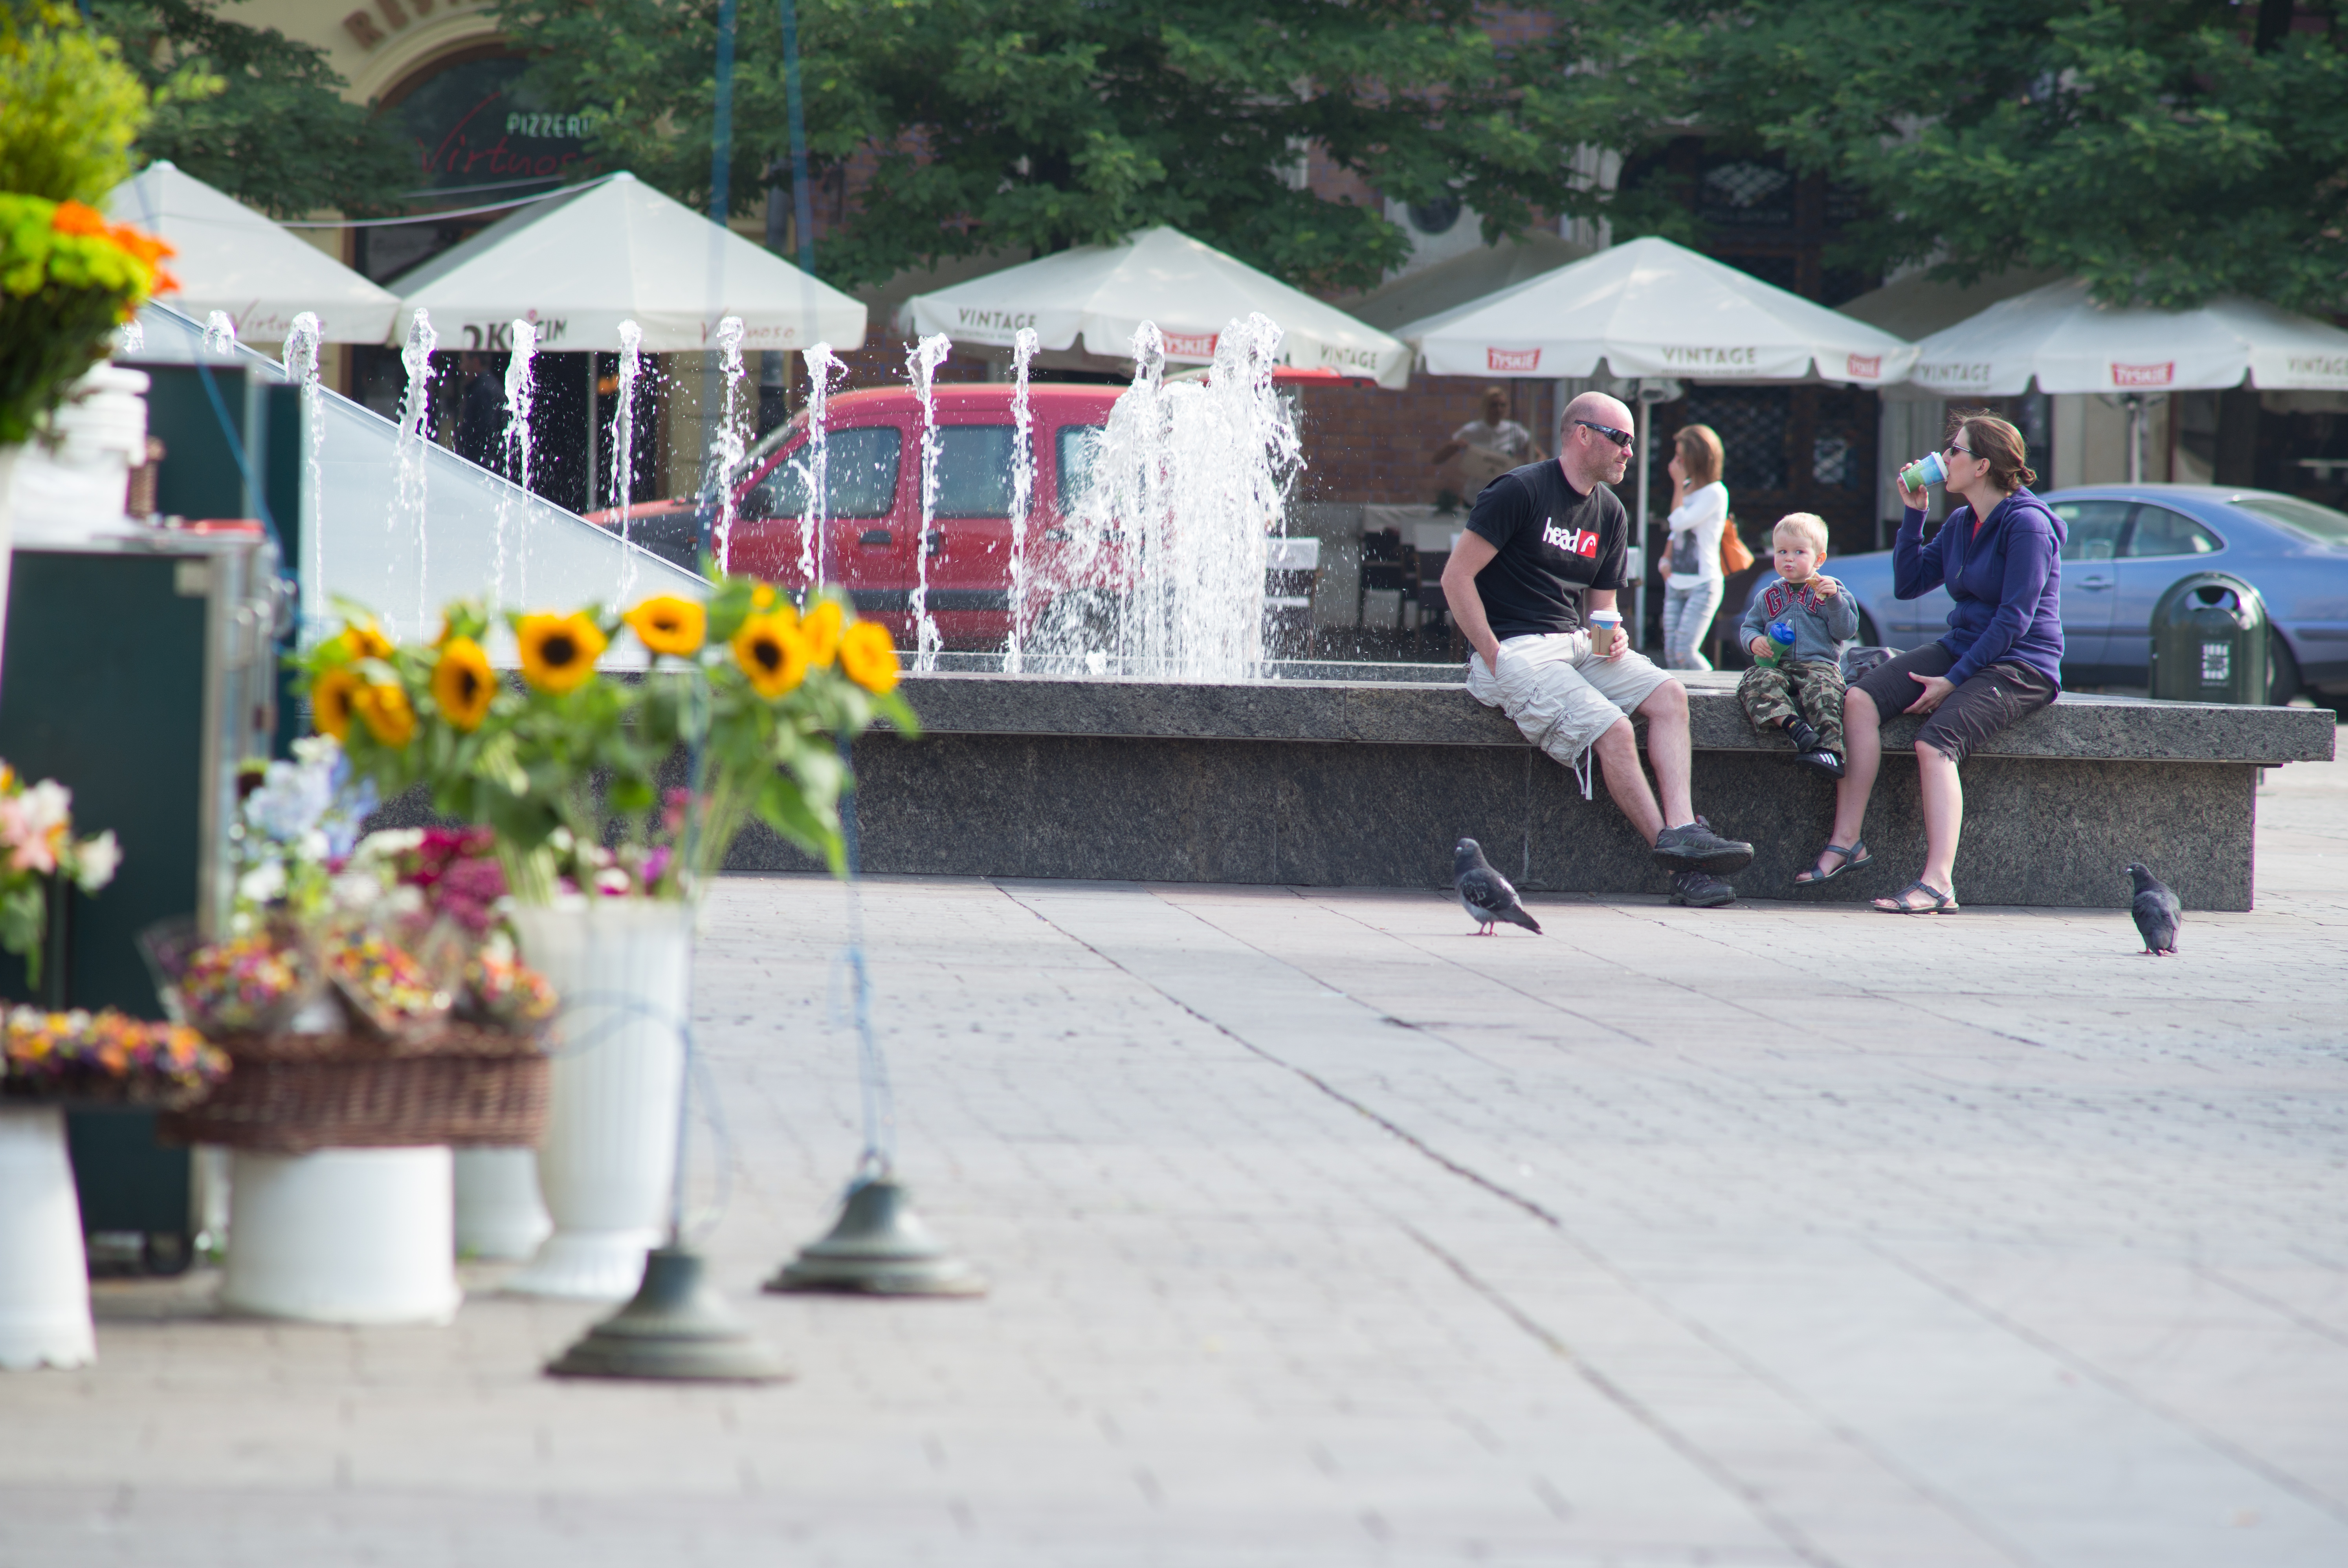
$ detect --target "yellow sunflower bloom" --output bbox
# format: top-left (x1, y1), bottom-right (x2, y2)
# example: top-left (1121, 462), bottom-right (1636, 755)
top-left (516, 612), bottom-right (607, 694)
top-left (750, 582), bottom-right (777, 610)
top-left (432, 637), bottom-right (496, 731)
top-left (800, 600), bottom-right (844, 669)
top-left (623, 595), bottom-right (707, 656)
top-left (352, 681), bottom-right (416, 748)
top-left (311, 667), bottom-right (364, 740)
top-left (340, 617), bottom-right (394, 663)
top-left (838, 621), bottom-right (901, 695)
top-left (732, 612), bottom-right (810, 698)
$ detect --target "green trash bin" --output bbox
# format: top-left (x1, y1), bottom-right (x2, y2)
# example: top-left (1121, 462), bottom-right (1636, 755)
top-left (2148, 572), bottom-right (2270, 705)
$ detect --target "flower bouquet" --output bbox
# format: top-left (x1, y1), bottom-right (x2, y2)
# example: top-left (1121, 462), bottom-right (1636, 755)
top-left (0, 1006), bottom-right (226, 1109)
top-left (0, 760), bottom-right (120, 991)
top-left (0, 5), bottom-right (175, 444)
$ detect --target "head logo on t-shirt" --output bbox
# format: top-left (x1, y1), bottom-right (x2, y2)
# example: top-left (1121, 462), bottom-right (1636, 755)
top-left (1541, 518), bottom-right (1600, 559)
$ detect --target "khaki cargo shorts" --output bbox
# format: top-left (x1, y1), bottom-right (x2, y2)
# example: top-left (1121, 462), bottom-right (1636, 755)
top-left (1466, 632), bottom-right (1676, 795)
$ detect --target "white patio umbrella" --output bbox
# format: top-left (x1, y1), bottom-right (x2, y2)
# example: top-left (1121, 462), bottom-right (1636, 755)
top-left (1911, 278), bottom-right (2348, 479)
top-left (105, 161), bottom-right (400, 344)
top-left (1398, 235), bottom-right (1919, 629)
top-left (903, 226), bottom-right (1411, 389)
top-left (391, 172), bottom-right (868, 354)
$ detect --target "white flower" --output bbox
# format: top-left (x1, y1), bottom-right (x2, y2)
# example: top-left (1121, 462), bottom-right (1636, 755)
top-left (71, 830), bottom-right (119, 892)
top-left (237, 861), bottom-right (287, 905)
top-left (328, 869), bottom-right (385, 911)
top-left (593, 866), bottom-right (632, 896)
top-left (17, 780), bottom-right (71, 841)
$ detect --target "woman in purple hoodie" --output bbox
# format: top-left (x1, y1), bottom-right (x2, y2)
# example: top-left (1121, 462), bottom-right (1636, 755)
top-left (1794, 412), bottom-right (2064, 912)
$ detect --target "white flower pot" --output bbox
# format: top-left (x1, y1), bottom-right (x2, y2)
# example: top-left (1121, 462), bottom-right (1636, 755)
top-left (502, 901), bottom-right (692, 1300)
top-left (452, 1147), bottom-right (551, 1260)
top-left (0, 1105), bottom-right (96, 1370)
top-left (220, 1147), bottom-right (460, 1325)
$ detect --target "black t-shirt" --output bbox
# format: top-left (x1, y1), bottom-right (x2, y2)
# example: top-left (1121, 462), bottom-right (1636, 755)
top-left (1463, 460), bottom-right (1631, 637)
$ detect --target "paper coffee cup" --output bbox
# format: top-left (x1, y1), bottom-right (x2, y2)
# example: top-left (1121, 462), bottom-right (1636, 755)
top-left (1588, 609), bottom-right (1623, 654)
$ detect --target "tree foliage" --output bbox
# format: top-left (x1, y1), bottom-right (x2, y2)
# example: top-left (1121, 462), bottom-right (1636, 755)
top-left (1532, 0), bottom-right (2348, 311)
top-left (91, 0), bottom-right (411, 216)
top-left (490, 0), bottom-right (1572, 291)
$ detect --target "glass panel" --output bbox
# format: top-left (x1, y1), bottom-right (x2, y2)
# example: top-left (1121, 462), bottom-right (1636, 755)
top-left (2053, 499), bottom-right (2131, 562)
top-left (1057, 423), bottom-right (1106, 512)
top-left (2124, 506), bottom-right (2223, 559)
top-left (2232, 494), bottom-right (2348, 545)
top-left (741, 425), bottom-right (901, 520)
top-left (932, 425), bottom-right (1015, 518)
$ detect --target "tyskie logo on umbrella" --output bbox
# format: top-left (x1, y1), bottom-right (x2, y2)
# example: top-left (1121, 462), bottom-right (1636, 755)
top-left (1162, 331), bottom-right (1219, 358)
top-left (1487, 346), bottom-right (1541, 373)
top-left (1542, 519), bottom-right (1600, 558)
top-left (2110, 361), bottom-right (2175, 388)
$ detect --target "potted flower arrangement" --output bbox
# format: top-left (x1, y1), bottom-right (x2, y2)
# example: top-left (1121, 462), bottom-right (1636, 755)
top-left (288, 578), bottom-right (913, 1298)
top-left (0, 4), bottom-right (176, 650)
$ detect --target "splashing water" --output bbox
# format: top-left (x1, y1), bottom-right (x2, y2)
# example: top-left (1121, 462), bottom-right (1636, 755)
top-left (202, 311), bottom-right (237, 355)
top-left (906, 333), bottom-right (951, 670)
top-left (394, 309), bottom-right (438, 638)
top-left (496, 319), bottom-right (538, 608)
top-left (283, 313), bottom-right (325, 639)
top-left (609, 320), bottom-right (644, 601)
top-left (1036, 314), bottom-right (1301, 681)
top-left (1005, 327), bottom-right (1039, 674)
top-left (116, 318), bottom-right (144, 356)
top-left (797, 343), bottom-right (844, 587)
top-left (709, 316), bottom-right (746, 574)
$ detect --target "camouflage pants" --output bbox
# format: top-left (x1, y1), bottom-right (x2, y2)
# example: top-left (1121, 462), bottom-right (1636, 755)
top-left (1737, 659), bottom-right (1847, 758)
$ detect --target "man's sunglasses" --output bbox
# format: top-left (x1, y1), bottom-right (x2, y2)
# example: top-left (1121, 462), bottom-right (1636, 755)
top-left (1574, 419), bottom-right (1635, 450)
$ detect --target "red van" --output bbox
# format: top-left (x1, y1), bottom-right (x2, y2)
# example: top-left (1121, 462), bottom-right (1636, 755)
top-left (591, 383), bottom-right (1125, 650)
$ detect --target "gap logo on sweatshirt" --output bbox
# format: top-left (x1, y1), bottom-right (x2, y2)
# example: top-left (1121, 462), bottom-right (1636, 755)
top-left (1542, 519), bottom-right (1600, 558)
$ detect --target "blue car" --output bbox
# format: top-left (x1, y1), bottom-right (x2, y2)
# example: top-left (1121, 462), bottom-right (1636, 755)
top-left (1827, 485), bottom-right (2348, 703)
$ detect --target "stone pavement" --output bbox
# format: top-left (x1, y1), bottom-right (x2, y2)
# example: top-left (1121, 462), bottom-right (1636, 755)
top-left (5, 754), bottom-right (2347, 1567)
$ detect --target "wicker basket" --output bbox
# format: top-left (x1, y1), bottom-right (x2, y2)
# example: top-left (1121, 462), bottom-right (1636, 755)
top-left (157, 1024), bottom-right (548, 1155)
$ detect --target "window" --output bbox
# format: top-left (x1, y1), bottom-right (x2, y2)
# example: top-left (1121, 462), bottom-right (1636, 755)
top-left (2054, 499), bottom-right (2131, 562)
top-left (2124, 506), bottom-right (2223, 559)
top-left (1056, 424), bottom-right (1107, 511)
top-left (930, 425), bottom-right (1016, 517)
top-left (2231, 494), bottom-right (2348, 546)
top-left (740, 425), bottom-right (901, 520)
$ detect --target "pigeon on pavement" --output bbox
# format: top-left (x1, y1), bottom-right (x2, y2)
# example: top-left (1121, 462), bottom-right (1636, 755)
top-left (2125, 863), bottom-right (2181, 956)
top-left (1455, 838), bottom-right (1541, 935)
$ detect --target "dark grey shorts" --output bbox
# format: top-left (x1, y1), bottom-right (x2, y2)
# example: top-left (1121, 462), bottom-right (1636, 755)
top-left (1850, 641), bottom-right (2056, 763)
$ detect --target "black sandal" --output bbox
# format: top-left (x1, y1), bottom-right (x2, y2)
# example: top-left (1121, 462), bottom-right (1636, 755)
top-left (1793, 842), bottom-right (1868, 887)
top-left (1874, 879), bottom-right (1959, 914)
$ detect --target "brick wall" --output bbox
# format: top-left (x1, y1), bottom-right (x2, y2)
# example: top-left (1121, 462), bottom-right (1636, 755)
top-left (1291, 376), bottom-right (1558, 504)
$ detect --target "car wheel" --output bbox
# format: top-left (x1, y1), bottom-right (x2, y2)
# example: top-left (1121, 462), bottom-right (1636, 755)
top-left (1856, 606), bottom-right (1882, 646)
top-left (2268, 636), bottom-right (2303, 706)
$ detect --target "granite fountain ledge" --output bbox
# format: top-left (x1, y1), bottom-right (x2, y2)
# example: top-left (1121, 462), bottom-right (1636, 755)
top-left (735, 671), bottom-right (2334, 912)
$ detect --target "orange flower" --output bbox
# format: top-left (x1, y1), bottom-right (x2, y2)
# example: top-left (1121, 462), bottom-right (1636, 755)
top-left (731, 612), bottom-right (808, 698)
top-left (800, 600), bottom-right (844, 668)
top-left (50, 201), bottom-right (108, 237)
top-left (838, 621), bottom-right (900, 695)
top-left (623, 595), bottom-right (706, 656)
top-left (311, 668), bottom-right (363, 740)
top-left (352, 682), bottom-right (416, 748)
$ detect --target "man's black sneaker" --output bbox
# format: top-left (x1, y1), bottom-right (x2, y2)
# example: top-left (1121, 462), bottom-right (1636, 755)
top-left (1786, 718), bottom-right (1823, 752)
top-left (1669, 870), bottom-right (1736, 908)
top-left (1651, 816), bottom-right (1755, 875)
top-left (1794, 748), bottom-right (1846, 780)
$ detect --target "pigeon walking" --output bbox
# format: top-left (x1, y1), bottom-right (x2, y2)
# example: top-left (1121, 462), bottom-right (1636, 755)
top-left (1454, 838), bottom-right (1541, 935)
top-left (2125, 863), bottom-right (2181, 956)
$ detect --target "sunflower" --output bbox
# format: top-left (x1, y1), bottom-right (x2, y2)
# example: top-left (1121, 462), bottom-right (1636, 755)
top-left (432, 637), bottom-right (496, 731)
top-left (732, 612), bottom-right (809, 699)
top-left (352, 682), bottom-right (416, 748)
top-left (311, 667), bottom-right (364, 740)
top-left (516, 612), bottom-right (607, 694)
top-left (340, 617), bottom-right (394, 663)
top-left (838, 621), bottom-right (901, 695)
top-left (750, 582), bottom-right (777, 610)
top-left (623, 595), bottom-right (707, 657)
top-left (799, 600), bottom-right (844, 669)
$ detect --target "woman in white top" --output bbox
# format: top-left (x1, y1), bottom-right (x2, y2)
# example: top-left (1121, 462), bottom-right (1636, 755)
top-left (1658, 424), bottom-right (1730, 670)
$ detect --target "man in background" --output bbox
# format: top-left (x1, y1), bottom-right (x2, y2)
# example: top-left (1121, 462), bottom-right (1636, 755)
top-left (1433, 384), bottom-right (1542, 467)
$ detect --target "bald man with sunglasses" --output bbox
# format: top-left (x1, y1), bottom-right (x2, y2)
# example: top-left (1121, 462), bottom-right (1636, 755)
top-left (1441, 391), bottom-right (1755, 907)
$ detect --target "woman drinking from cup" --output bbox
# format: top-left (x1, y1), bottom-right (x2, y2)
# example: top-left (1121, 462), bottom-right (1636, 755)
top-left (1794, 411), bottom-right (2065, 912)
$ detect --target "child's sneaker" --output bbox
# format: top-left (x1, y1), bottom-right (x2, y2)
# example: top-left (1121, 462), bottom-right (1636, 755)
top-left (1786, 718), bottom-right (1823, 752)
